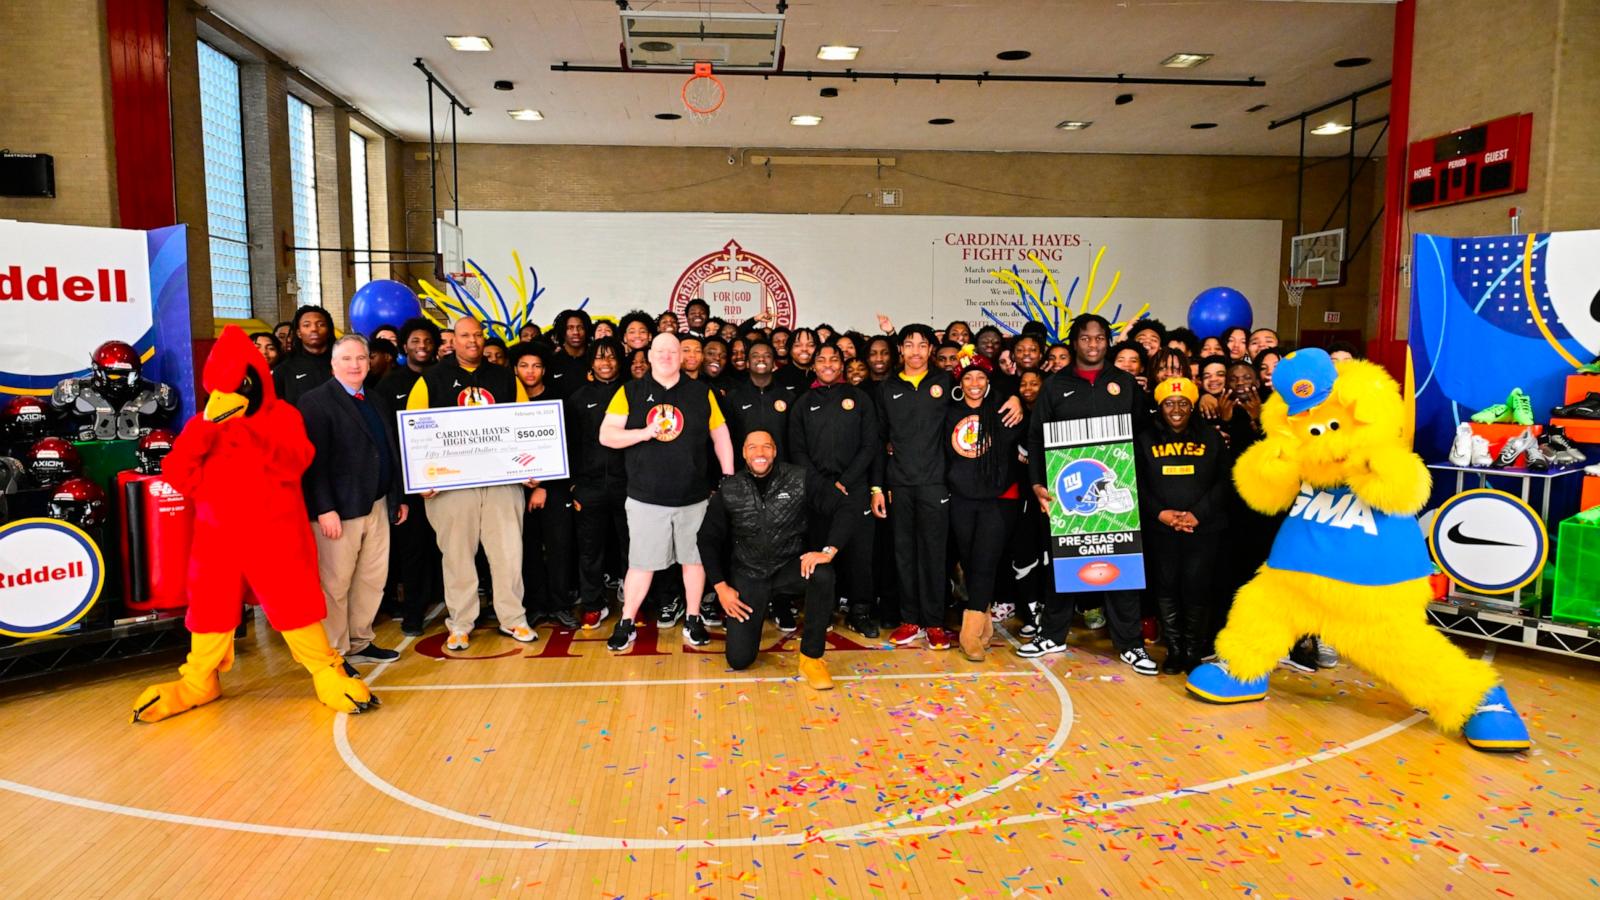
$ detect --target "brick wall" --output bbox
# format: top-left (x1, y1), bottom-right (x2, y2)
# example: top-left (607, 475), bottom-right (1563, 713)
top-left (0, 0), bottom-right (118, 228)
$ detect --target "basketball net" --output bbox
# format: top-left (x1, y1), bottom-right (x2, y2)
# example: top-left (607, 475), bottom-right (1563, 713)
top-left (1283, 278), bottom-right (1314, 309)
top-left (447, 271), bottom-right (482, 301)
top-left (682, 62), bottom-right (725, 123)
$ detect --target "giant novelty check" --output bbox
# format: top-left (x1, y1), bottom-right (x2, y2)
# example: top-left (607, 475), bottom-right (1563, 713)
top-left (397, 401), bottom-right (569, 493)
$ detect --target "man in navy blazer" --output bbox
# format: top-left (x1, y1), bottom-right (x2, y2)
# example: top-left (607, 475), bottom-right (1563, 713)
top-left (300, 333), bottom-right (408, 666)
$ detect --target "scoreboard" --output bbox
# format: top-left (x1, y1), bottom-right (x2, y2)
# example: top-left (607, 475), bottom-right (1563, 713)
top-left (1405, 113), bottom-right (1533, 211)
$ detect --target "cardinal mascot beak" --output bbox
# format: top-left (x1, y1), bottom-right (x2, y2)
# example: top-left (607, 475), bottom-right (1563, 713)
top-left (203, 369), bottom-right (259, 423)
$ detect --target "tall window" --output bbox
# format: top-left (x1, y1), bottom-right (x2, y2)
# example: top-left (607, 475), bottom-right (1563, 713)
top-left (197, 41), bottom-right (251, 319)
top-left (286, 94), bottom-right (320, 303)
top-left (349, 131), bottom-right (372, 291)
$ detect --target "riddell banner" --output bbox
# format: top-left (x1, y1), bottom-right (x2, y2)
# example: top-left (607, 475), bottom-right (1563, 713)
top-left (0, 220), bottom-right (194, 419)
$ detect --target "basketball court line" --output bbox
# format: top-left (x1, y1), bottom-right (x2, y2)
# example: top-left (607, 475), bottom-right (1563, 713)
top-left (374, 670), bottom-right (1044, 691)
top-left (0, 619), bottom-right (1487, 851)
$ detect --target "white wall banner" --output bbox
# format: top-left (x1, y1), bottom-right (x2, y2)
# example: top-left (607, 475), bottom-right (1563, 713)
top-left (456, 211), bottom-right (1281, 338)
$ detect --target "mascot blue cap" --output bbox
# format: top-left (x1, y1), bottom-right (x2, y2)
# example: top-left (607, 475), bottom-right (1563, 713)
top-left (1275, 348), bottom-right (1337, 416)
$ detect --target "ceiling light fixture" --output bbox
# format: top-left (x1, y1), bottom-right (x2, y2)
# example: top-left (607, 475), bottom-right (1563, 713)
top-left (928, 117), bottom-right (955, 125)
top-left (817, 45), bottom-right (860, 61)
top-left (654, 112), bottom-right (682, 121)
top-left (996, 50), bottom-right (1031, 61)
top-left (790, 114), bottom-right (823, 126)
top-left (446, 35), bottom-right (493, 52)
top-left (1115, 93), bottom-right (1134, 105)
top-left (507, 108), bottom-right (543, 121)
top-left (1311, 121), bottom-right (1352, 135)
top-left (1056, 120), bottom-right (1092, 130)
top-left (1161, 52), bottom-right (1212, 69)
top-left (1333, 56), bottom-right (1372, 68)
top-left (1189, 122), bottom-right (1218, 129)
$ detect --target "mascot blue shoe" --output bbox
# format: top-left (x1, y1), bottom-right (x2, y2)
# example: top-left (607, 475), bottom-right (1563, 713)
top-left (1462, 685), bottom-right (1532, 751)
top-left (1185, 661), bottom-right (1269, 704)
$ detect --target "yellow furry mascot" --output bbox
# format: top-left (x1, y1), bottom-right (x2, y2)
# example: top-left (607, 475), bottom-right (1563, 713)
top-left (1185, 348), bottom-right (1529, 751)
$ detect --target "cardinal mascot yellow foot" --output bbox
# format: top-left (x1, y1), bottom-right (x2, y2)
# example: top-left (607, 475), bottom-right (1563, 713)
top-left (1185, 350), bottom-right (1530, 752)
top-left (131, 326), bottom-right (379, 722)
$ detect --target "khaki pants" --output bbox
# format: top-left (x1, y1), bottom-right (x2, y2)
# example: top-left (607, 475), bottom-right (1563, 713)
top-left (313, 498), bottom-right (391, 655)
top-left (425, 484), bottom-right (528, 635)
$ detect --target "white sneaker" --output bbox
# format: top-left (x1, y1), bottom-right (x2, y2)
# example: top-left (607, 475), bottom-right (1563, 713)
top-left (1119, 647), bottom-right (1158, 676)
top-left (1016, 637), bottom-right (1068, 658)
top-left (1315, 642), bottom-right (1340, 669)
top-left (1447, 423), bottom-right (1473, 465)
top-left (990, 602), bottom-right (1015, 622)
top-left (1470, 435), bottom-right (1493, 468)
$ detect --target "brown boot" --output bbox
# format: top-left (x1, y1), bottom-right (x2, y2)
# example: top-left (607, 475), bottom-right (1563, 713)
top-left (959, 610), bottom-right (987, 662)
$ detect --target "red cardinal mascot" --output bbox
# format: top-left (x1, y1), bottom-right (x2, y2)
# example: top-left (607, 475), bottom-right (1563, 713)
top-left (133, 326), bottom-right (377, 721)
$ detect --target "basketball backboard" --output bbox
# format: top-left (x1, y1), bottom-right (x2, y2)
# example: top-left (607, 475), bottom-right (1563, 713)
top-left (1289, 228), bottom-right (1345, 287)
top-left (436, 217), bottom-right (464, 278)
top-left (620, 10), bottom-right (785, 72)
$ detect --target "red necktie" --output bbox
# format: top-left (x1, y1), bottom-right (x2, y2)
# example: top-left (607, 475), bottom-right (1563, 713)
top-left (354, 391), bottom-right (365, 401)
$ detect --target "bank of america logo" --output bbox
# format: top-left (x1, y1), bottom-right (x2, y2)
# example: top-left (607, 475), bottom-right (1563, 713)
top-left (513, 453), bottom-right (536, 466)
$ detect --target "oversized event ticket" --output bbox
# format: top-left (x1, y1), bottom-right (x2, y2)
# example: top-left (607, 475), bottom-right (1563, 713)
top-left (397, 401), bottom-right (569, 493)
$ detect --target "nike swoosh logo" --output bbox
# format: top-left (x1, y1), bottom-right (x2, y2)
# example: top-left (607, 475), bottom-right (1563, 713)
top-left (295, 373), bottom-right (307, 379)
top-left (940, 497), bottom-right (950, 504)
top-left (586, 403), bottom-right (598, 409)
top-left (1061, 390), bottom-right (1074, 398)
top-left (892, 393), bottom-right (905, 399)
top-left (741, 404), bottom-right (753, 410)
top-left (1445, 522), bottom-right (1522, 547)
top-left (809, 405), bottom-right (821, 411)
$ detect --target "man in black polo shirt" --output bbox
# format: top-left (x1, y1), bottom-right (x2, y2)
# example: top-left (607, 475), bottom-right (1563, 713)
top-left (600, 333), bottom-right (735, 651)
top-left (372, 317), bottom-right (441, 635)
top-left (406, 317), bottom-right (537, 652)
top-left (789, 343), bottom-right (880, 638)
top-left (273, 305), bottom-right (335, 405)
top-left (723, 341), bottom-right (798, 465)
top-left (1021, 313), bottom-right (1157, 676)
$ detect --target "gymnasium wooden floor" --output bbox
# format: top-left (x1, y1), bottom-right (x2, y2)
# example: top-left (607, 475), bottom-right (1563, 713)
top-left (0, 607), bottom-right (1594, 899)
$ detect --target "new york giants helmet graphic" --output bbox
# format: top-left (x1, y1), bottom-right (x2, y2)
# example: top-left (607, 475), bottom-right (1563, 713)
top-left (1054, 458), bottom-right (1135, 516)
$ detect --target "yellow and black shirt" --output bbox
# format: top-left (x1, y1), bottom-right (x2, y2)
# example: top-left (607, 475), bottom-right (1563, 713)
top-left (1135, 422), bottom-right (1229, 533)
top-left (606, 374), bottom-right (726, 506)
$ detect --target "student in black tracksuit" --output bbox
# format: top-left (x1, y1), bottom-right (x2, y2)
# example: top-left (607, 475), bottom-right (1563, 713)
top-left (1022, 314), bottom-right (1158, 676)
top-left (788, 343), bottom-right (880, 638)
top-left (723, 340), bottom-right (800, 466)
top-left (546, 308), bottom-right (593, 399)
top-left (272, 305), bottom-right (336, 405)
top-left (372, 317), bottom-right (443, 635)
top-left (944, 356), bottom-right (1023, 662)
top-left (566, 338), bottom-right (628, 631)
top-left (873, 325), bottom-right (958, 650)
top-left (510, 342), bottom-right (578, 630)
top-left (1137, 376), bottom-right (1229, 674)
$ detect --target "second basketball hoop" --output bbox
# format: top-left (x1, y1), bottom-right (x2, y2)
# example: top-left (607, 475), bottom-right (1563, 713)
top-left (682, 62), bottom-right (725, 122)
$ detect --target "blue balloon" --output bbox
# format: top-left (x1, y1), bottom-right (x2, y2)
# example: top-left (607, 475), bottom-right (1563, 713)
top-left (349, 280), bottom-right (422, 337)
top-left (1187, 286), bottom-right (1253, 337)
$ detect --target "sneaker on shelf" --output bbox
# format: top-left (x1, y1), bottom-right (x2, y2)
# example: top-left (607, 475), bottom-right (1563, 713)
top-left (925, 627), bottom-right (953, 650)
top-left (1470, 435), bottom-right (1494, 468)
top-left (446, 631), bottom-right (470, 651)
top-left (581, 607), bottom-right (610, 631)
top-left (1525, 437), bottom-right (1551, 472)
top-left (700, 597), bottom-right (724, 628)
top-left (551, 609), bottom-right (581, 630)
top-left (990, 602), bottom-right (1016, 622)
top-left (499, 624), bottom-right (538, 643)
top-left (1491, 428), bottom-right (1536, 469)
top-left (847, 609), bottom-right (880, 639)
top-left (774, 606), bottom-right (799, 634)
top-left (1315, 642), bottom-right (1340, 669)
top-left (1082, 608), bottom-right (1106, 630)
top-left (606, 619), bottom-right (637, 652)
top-left (889, 623), bottom-right (924, 646)
top-left (1544, 427), bottom-right (1587, 466)
top-left (1017, 620), bottom-right (1041, 640)
top-left (1119, 647), bottom-right (1159, 676)
top-left (347, 644), bottom-right (400, 663)
top-left (656, 597), bottom-right (684, 628)
top-left (1015, 636), bottom-right (1067, 658)
top-left (1552, 391), bottom-right (1600, 419)
top-left (1470, 402), bottom-right (1511, 425)
top-left (1506, 387), bottom-right (1535, 426)
top-left (1447, 422), bottom-right (1474, 466)
top-left (683, 615), bottom-right (711, 647)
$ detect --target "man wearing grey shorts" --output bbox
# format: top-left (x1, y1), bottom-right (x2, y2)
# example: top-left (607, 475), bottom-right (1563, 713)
top-left (600, 333), bottom-right (735, 651)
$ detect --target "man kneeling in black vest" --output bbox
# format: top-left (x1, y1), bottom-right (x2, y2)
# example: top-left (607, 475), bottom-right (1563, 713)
top-left (698, 430), bottom-right (852, 688)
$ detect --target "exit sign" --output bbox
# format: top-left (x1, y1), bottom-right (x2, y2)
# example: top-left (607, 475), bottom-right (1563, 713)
top-left (1323, 311), bottom-right (1341, 324)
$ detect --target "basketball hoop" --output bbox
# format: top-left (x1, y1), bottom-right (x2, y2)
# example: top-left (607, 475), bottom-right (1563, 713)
top-left (446, 271), bottom-right (482, 302)
top-left (681, 62), bottom-right (725, 123)
top-left (1283, 278), bottom-right (1315, 308)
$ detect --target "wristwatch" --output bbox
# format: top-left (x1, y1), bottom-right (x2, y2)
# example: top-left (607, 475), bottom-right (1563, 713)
top-left (821, 545), bottom-right (838, 557)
